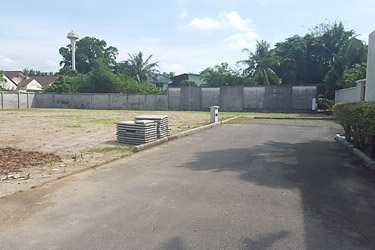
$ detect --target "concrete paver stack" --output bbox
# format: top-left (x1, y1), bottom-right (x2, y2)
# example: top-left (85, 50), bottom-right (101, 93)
top-left (135, 115), bottom-right (169, 139)
top-left (116, 120), bottom-right (157, 145)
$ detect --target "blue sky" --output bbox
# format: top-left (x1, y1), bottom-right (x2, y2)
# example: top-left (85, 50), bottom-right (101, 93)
top-left (1, 0), bottom-right (374, 74)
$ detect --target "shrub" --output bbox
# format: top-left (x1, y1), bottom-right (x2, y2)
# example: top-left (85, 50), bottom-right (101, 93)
top-left (318, 94), bottom-right (334, 110)
top-left (334, 102), bottom-right (375, 157)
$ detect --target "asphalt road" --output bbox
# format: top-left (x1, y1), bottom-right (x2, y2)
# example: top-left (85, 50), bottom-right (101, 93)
top-left (1, 120), bottom-right (375, 250)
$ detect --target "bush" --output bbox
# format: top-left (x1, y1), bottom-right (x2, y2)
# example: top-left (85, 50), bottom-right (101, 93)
top-left (334, 102), bottom-right (375, 157)
top-left (318, 94), bottom-right (334, 110)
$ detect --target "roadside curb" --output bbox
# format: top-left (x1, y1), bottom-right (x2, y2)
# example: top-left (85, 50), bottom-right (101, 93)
top-left (254, 117), bottom-right (335, 121)
top-left (335, 134), bottom-right (375, 170)
top-left (134, 116), bottom-right (240, 152)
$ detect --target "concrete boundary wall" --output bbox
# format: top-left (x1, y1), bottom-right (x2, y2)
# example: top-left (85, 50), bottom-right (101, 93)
top-left (0, 92), bottom-right (35, 110)
top-left (335, 80), bottom-right (366, 104)
top-left (1, 85), bottom-right (316, 113)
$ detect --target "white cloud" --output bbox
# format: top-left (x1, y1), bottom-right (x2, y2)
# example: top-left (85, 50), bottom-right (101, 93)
top-left (46, 59), bottom-right (60, 72)
top-left (180, 11), bottom-right (260, 52)
top-left (184, 17), bottom-right (222, 31)
top-left (219, 11), bottom-right (253, 32)
top-left (159, 63), bottom-right (184, 73)
top-left (0, 55), bottom-right (22, 70)
top-left (222, 32), bottom-right (260, 50)
top-left (181, 11), bottom-right (254, 32)
top-left (180, 9), bottom-right (189, 20)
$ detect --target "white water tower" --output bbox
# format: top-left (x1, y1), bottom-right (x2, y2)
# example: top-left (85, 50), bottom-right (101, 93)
top-left (67, 31), bottom-right (79, 70)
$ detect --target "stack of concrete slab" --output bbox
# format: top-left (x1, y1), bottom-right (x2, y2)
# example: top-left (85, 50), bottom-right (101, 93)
top-left (116, 120), bottom-right (157, 145)
top-left (135, 115), bottom-right (169, 138)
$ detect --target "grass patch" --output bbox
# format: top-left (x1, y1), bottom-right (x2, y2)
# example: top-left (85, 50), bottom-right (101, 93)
top-left (89, 146), bottom-right (134, 153)
top-left (0, 108), bottom-right (91, 113)
top-left (225, 116), bottom-right (251, 124)
top-left (85, 118), bottom-right (116, 124)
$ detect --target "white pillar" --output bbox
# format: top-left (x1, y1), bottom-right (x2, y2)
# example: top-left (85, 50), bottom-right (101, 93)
top-left (71, 39), bottom-right (76, 71)
top-left (365, 30), bottom-right (375, 101)
top-left (67, 31), bottom-right (79, 71)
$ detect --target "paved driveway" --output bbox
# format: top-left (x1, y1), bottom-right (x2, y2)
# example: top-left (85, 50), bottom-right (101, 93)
top-left (1, 120), bottom-right (375, 250)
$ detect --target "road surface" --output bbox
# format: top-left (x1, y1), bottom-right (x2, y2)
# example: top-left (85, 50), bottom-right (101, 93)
top-left (1, 119), bottom-right (375, 250)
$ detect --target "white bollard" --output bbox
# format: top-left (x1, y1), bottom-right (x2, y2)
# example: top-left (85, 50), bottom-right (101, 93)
top-left (210, 106), bottom-right (220, 123)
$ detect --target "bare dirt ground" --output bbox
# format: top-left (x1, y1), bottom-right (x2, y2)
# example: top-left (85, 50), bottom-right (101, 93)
top-left (0, 109), bottom-right (235, 197)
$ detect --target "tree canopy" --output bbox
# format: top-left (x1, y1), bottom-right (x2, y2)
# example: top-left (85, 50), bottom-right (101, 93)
top-left (59, 37), bottom-right (118, 74)
top-left (200, 62), bottom-right (250, 86)
top-left (239, 40), bottom-right (282, 85)
top-left (45, 58), bottom-right (162, 94)
top-left (116, 52), bottom-right (159, 83)
top-left (51, 21), bottom-right (367, 98)
top-left (0, 71), bottom-right (5, 83)
top-left (23, 69), bottom-right (55, 77)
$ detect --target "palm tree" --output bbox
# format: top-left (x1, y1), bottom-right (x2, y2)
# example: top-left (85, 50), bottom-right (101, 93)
top-left (117, 52), bottom-right (159, 83)
top-left (239, 40), bottom-right (281, 85)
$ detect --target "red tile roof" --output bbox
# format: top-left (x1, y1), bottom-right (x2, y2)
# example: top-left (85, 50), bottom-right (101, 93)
top-left (4, 71), bottom-right (25, 80)
top-left (32, 76), bottom-right (58, 86)
top-left (17, 78), bottom-right (34, 87)
top-left (17, 76), bottom-right (58, 88)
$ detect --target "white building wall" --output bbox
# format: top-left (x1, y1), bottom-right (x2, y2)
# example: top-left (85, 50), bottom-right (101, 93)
top-left (365, 30), bottom-right (375, 101)
top-left (188, 75), bottom-right (206, 86)
top-left (0, 76), bottom-right (17, 90)
top-left (25, 80), bottom-right (43, 91)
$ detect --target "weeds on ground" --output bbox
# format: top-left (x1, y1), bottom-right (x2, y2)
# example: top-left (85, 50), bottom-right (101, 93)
top-left (88, 146), bottom-right (134, 153)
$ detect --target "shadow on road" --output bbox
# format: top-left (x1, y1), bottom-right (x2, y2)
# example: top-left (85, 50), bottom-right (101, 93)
top-left (242, 230), bottom-right (290, 250)
top-left (159, 236), bottom-right (187, 250)
top-left (179, 139), bottom-right (375, 249)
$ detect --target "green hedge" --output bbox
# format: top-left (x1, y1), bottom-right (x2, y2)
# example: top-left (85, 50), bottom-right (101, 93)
top-left (334, 102), bottom-right (375, 158)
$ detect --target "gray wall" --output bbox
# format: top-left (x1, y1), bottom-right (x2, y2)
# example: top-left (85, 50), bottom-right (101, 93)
top-left (0, 92), bottom-right (35, 109)
top-left (201, 88), bottom-right (220, 109)
top-left (32, 93), bottom-right (168, 111)
top-left (180, 86), bottom-right (201, 110)
top-left (244, 87), bottom-right (265, 110)
top-left (1, 85), bottom-right (317, 113)
top-left (169, 85), bottom-right (316, 113)
top-left (335, 81), bottom-right (365, 104)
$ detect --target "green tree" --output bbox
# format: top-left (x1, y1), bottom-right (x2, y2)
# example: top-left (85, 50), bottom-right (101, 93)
top-left (239, 40), bottom-right (281, 85)
top-left (272, 35), bottom-right (308, 85)
top-left (271, 34), bottom-right (331, 85)
top-left (180, 80), bottom-right (198, 86)
top-left (200, 62), bottom-right (249, 86)
top-left (268, 21), bottom-right (366, 99)
top-left (0, 71), bottom-right (5, 83)
top-left (57, 66), bottom-right (79, 77)
top-left (325, 37), bottom-right (367, 97)
top-left (162, 72), bottom-right (175, 78)
top-left (319, 21), bottom-right (355, 65)
top-left (23, 69), bottom-right (55, 77)
top-left (44, 75), bottom-right (75, 93)
top-left (59, 37), bottom-right (118, 74)
top-left (116, 52), bottom-right (159, 83)
top-left (336, 62), bottom-right (367, 89)
top-left (0, 71), bottom-right (8, 91)
top-left (45, 58), bottom-right (162, 94)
